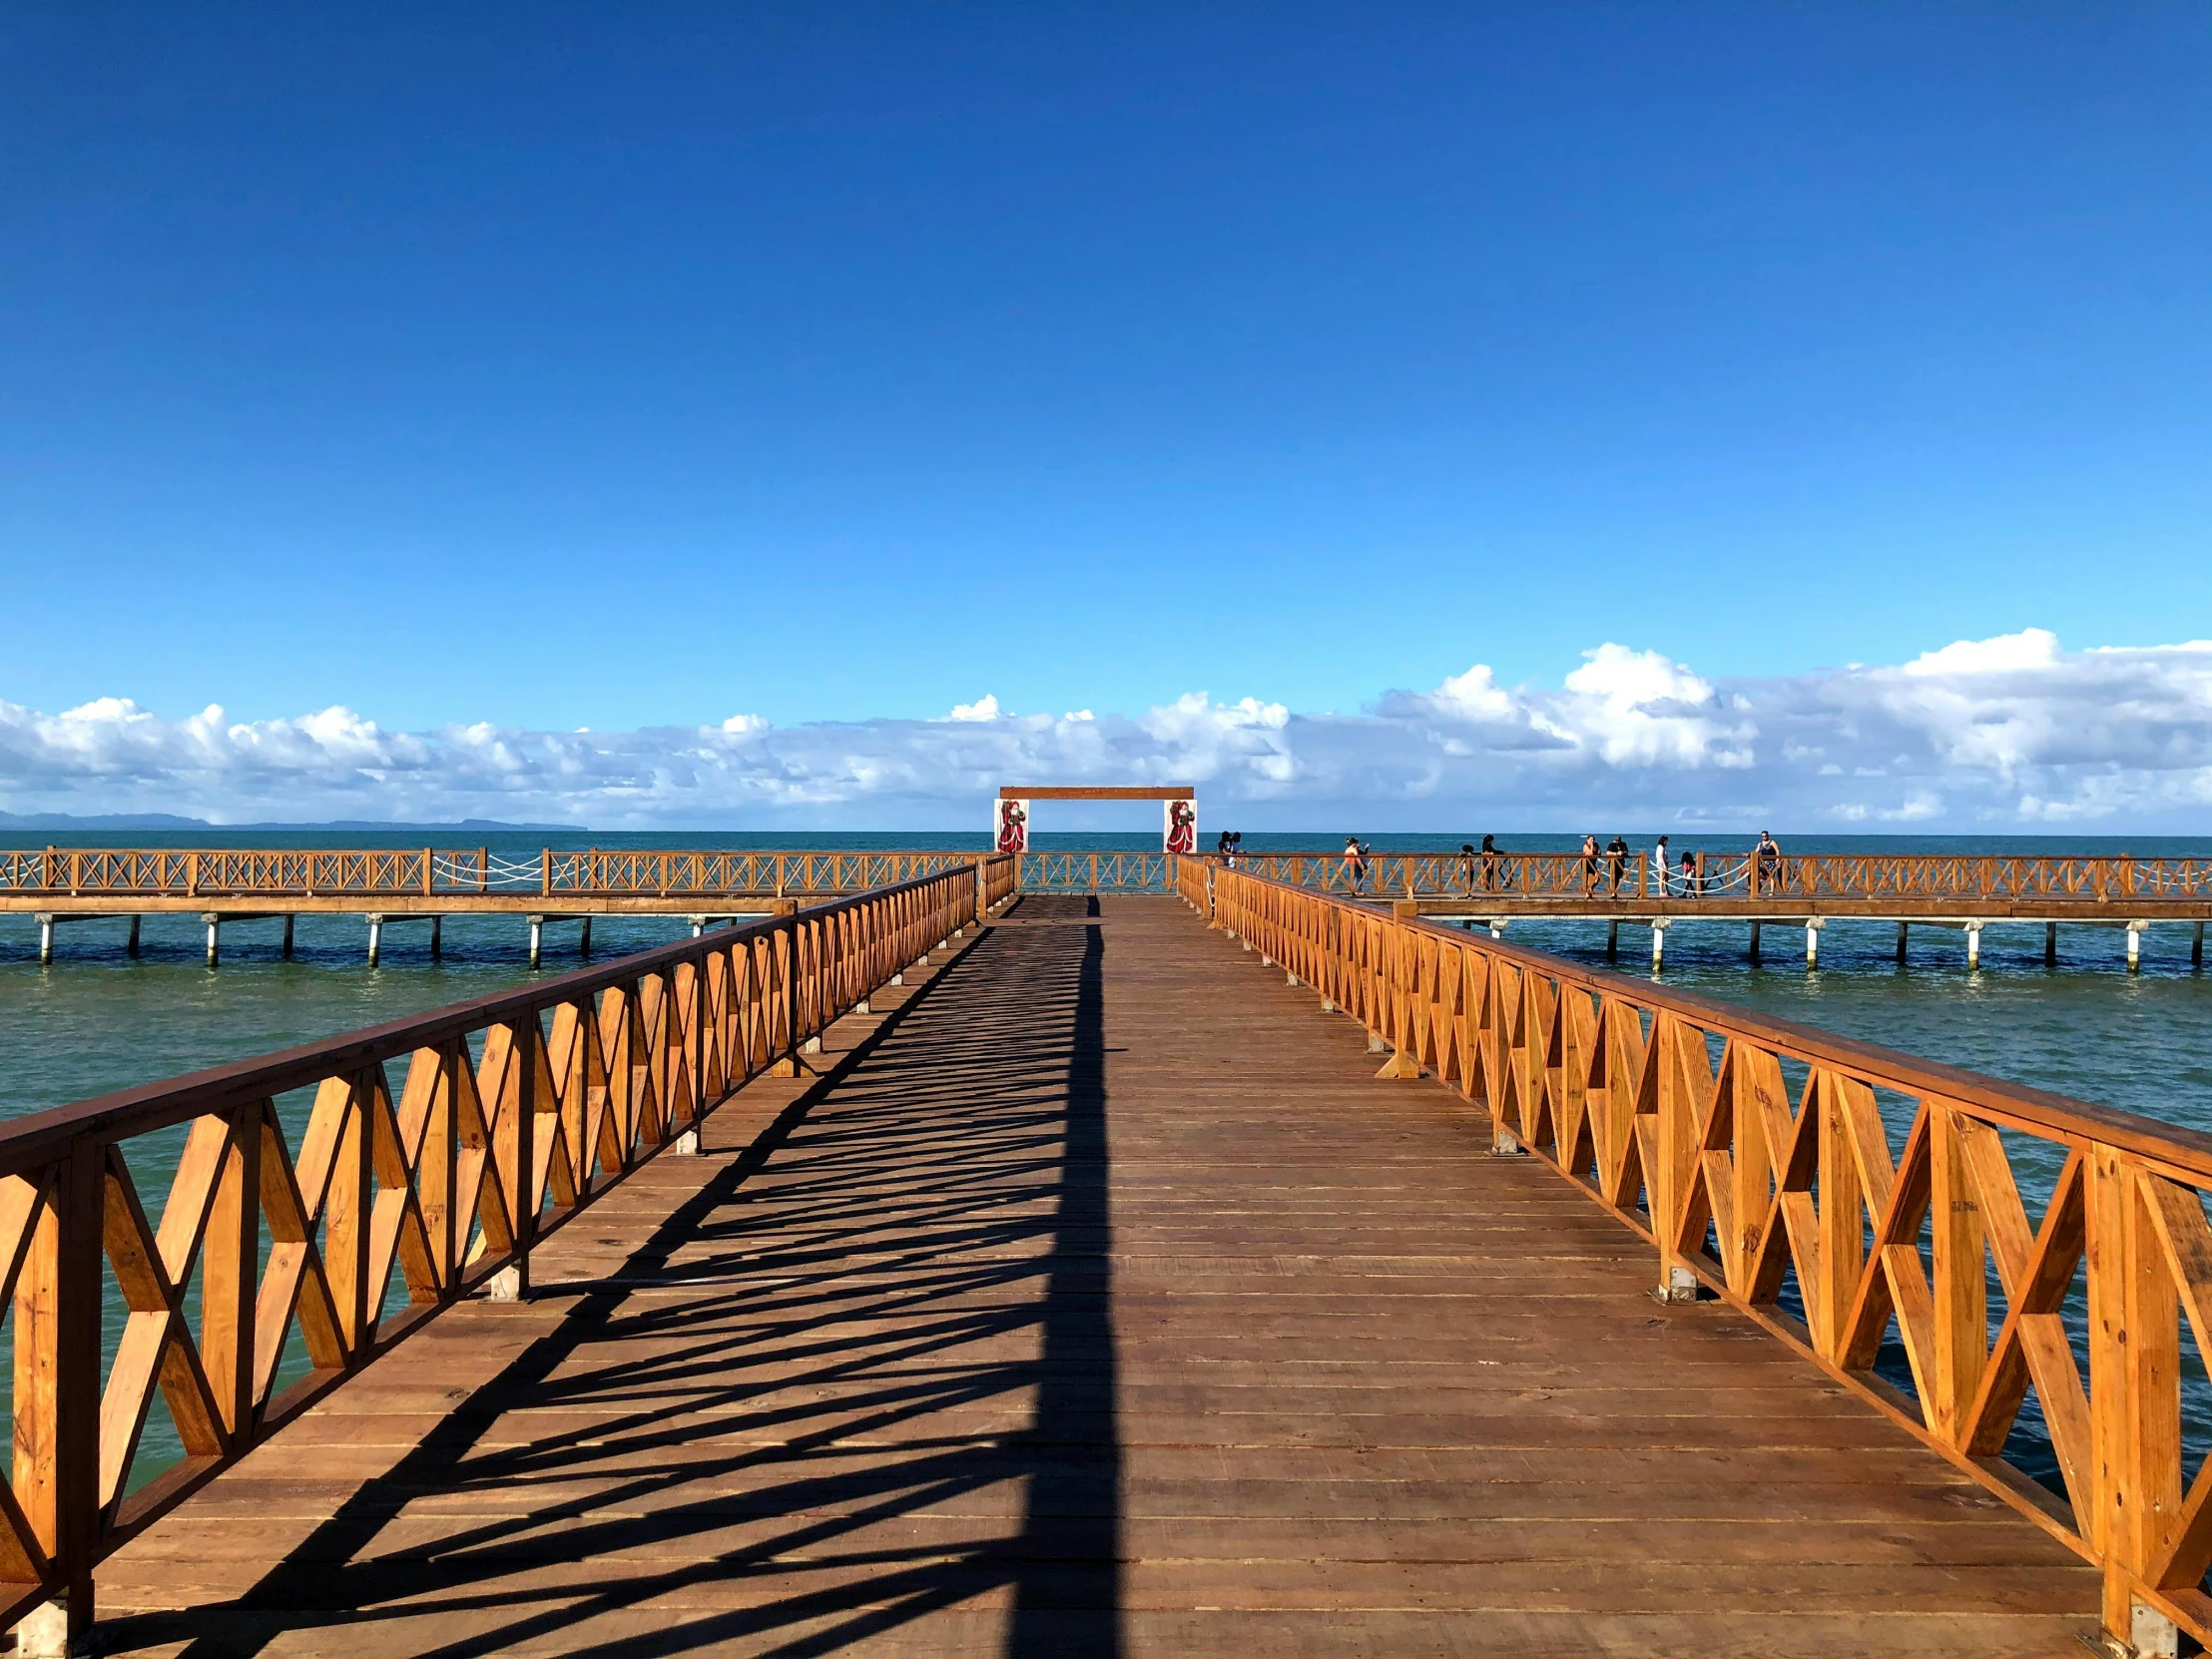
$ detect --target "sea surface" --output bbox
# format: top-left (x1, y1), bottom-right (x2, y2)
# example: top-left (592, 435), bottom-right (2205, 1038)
top-left (3, 830), bottom-right (2209, 1497)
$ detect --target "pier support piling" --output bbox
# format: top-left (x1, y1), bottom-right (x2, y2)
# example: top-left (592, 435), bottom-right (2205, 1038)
top-left (366, 917), bottom-right (382, 968)
top-left (1965, 923), bottom-right (1982, 971)
top-left (1897, 921), bottom-right (1909, 963)
top-left (1749, 920), bottom-right (1761, 963)
top-left (37, 914), bottom-right (54, 965)
top-left (127, 914), bottom-right (140, 957)
top-left (2127, 922), bottom-right (2144, 973)
top-left (579, 917), bottom-right (592, 954)
top-left (429, 916), bottom-right (441, 958)
top-left (205, 914), bottom-right (221, 968)
top-left (1606, 920), bottom-right (1619, 956)
top-left (2045, 922), bottom-right (2058, 965)
top-left (2195, 921), bottom-right (2205, 968)
top-left (1805, 918), bottom-right (1822, 969)
top-left (281, 914), bottom-right (294, 959)
top-left (1487, 919), bottom-right (1506, 940)
top-left (1650, 919), bottom-right (1667, 971)
top-left (528, 917), bottom-right (544, 969)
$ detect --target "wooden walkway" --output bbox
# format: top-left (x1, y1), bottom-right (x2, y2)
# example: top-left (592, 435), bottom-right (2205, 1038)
top-left (94, 896), bottom-right (2099, 1656)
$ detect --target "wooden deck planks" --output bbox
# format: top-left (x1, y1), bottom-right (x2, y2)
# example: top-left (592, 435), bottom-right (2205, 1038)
top-left (92, 894), bottom-right (2099, 1656)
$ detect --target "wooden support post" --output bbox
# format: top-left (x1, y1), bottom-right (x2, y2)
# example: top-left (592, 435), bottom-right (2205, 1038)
top-left (1930, 1107), bottom-right (1985, 1444)
top-left (1749, 920), bottom-right (1761, 963)
top-left (579, 917), bottom-right (592, 954)
top-left (281, 913), bottom-right (294, 958)
top-left (127, 914), bottom-right (140, 957)
top-left (2047, 921), bottom-right (2059, 966)
top-left (429, 915), bottom-right (441, 958)
top-left (1898, 919), bottom-right (1909, 963)
top-left (1606, 920), bottom-right (1619, 956)
top-left (366, 916), bottom-right (382, 968)
top-left (2194, 920), bottom-right (2204, 968)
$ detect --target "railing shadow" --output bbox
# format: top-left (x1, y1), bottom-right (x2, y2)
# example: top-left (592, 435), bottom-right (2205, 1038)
top-left (103, 896), bottom-right (1120, 1658)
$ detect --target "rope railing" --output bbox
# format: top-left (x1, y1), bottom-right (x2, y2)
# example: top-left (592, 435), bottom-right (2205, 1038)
top-left (1199, 862), bottom-right (2212, 1652)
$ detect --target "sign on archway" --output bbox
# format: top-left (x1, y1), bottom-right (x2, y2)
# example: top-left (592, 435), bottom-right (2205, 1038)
top-left (996, 786), bottom-right (1197, 854)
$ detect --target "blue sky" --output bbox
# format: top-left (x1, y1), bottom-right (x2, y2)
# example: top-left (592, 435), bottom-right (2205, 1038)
top-left (3, 6), bottom-right (2210, 827)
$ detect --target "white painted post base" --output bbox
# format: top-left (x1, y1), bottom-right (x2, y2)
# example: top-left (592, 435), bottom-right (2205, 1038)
top-left (1487, 920), bottom-right (1505, 939)
top-left (690, 917), bottom-right (706, 938)
top-left (13, 1596), bottom-right (76, 1657)
top-left (889, 972), bottom-right (904, 986)
top-left (2127, 923), bottom-right (2144, 972)
top-left (670, 1127), bottom-right (701, 1156)
top-left (206, 914), bottom-right (222, 968)
top-left (1491, 1124), bottom-right (1527, 1157)
top-left (38, 915), bottom-right (54, 965)
top-left (1260, 954), bottom-right (1273, 966)
top-left (1320, 997), bottom-right (1336, 1012)
top-left (1965, 923), bottom-right (1981, 971)
top-left (366, 916), bottom-right (382, 968)
top-left (855, 998), bottom-right (871, 1015)
top-left (1366, 1033), bottom-right (1388, 1054)
top-left (802, 1036), bottom-right (823, 1055)
top-left (485, 1264), bottom-right (524, 1303)
top-left (1650, 920), bottom-right (1667, 971)
top-left (1285, 970), bottom-right (1298, 986)
top-left (1805, 918), bottom-right (1822, 969)
top-left (529, 918), bottom-right (543, 969)
top-left (1654, 1264), bottom-right (1699, 1306)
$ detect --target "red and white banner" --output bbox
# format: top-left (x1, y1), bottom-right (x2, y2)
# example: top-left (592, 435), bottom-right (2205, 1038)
top-left (1163, 798), bottom-right (1198, 854)
top-left (994, 798), bottom-right (1030, 853)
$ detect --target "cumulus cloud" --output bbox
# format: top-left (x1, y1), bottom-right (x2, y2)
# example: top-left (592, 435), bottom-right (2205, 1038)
top-left (4, 631), bottom-right (2211, 829)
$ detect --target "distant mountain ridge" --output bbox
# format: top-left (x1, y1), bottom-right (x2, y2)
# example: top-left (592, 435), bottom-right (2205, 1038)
top-left (0, 812), bottom-right (586, 832)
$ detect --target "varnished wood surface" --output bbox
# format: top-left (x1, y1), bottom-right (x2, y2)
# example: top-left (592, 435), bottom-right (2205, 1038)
top-left (93, 897), bottom-right (2099, 1656)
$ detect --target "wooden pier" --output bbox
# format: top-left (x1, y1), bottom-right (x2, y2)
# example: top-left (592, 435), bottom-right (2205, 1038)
top-left (4, 860), bottom-right (2209, 1654)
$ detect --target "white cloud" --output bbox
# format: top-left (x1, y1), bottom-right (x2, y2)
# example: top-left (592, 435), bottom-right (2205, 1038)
top-left (5, 631), bottom-right (2212, 829)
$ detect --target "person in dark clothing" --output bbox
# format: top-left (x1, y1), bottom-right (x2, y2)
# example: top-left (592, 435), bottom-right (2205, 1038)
top-left (1604, 834), bottom-right (1629, 895)
top-left (1579, 834), bottom-right (1600, 894)
top-left (1479, 833), bottom-right (1501, 892)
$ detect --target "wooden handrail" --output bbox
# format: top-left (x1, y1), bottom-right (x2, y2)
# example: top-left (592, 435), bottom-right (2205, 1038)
top-left (0, 861), bottom-right (1005, 1645)
top-left (1200, 863), bottom-right (2212, 1649)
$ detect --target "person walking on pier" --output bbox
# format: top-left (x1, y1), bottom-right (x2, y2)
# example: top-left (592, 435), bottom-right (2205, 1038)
top-left (1652, 834), bottom-right (1671, 896)
top-left (1755, 830), bottom-right (1781, 894)
top-left (1459, 843), bottom-right (1477, 894)
top-left (1479, 833), bottom-right (1502, 893)
top-left (1604, 834), bottom-right (1629, 894)
top-left (1681, 847), bottom-right (1700, 896)
top-left (1579, 834), bottom-right (1600, 894)
top-left (1342, 835), bottom-right (1367, 892)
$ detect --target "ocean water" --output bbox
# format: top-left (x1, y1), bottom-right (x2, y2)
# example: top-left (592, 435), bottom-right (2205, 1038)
top-left (2, 830), bottom-right (2209, 1499)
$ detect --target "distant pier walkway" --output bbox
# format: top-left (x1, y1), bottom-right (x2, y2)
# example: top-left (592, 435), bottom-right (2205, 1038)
top-left (88, 898), bottom-right (2095, 1655)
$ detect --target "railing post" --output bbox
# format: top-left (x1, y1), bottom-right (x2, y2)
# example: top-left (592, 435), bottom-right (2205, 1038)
top-left (541, 848), bottom-right (551, 897)
top-left (422, 847), bottom-right (433, 896)
top-left (479, 845), bottom-right (489, 894)
top-left (56, 1137), bottom-right (102, 1649)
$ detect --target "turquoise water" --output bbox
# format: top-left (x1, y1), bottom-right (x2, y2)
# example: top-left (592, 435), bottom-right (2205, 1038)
top-left (3, 831), bottom-right (2209, 1502)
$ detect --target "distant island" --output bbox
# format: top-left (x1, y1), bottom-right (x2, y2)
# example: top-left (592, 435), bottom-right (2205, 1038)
top-left (0, 812), bottom-right (587, 832)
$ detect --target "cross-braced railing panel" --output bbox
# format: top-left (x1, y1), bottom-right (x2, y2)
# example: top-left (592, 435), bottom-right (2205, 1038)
top-left (1199, 863), bottom-right (2212, 1649)
top-left (0, 861), bottom-right (1000, 1640)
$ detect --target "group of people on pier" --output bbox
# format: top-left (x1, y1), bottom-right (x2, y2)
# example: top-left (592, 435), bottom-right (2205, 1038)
top-left (1302, 831), bottom-right (1787, 896)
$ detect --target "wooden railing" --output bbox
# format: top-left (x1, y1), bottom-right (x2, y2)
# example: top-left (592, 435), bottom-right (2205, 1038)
top-left (0, 848), bottom-right (978, 899)
top-left (1202, 864), bottom-right (2212, 1650)
top-left (1225, 849), bottom-right (2212, 905)
top-left (0, 864), bottom-right (989, 1645)
top-left (1016, 850), bottom-right (1182, 894)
